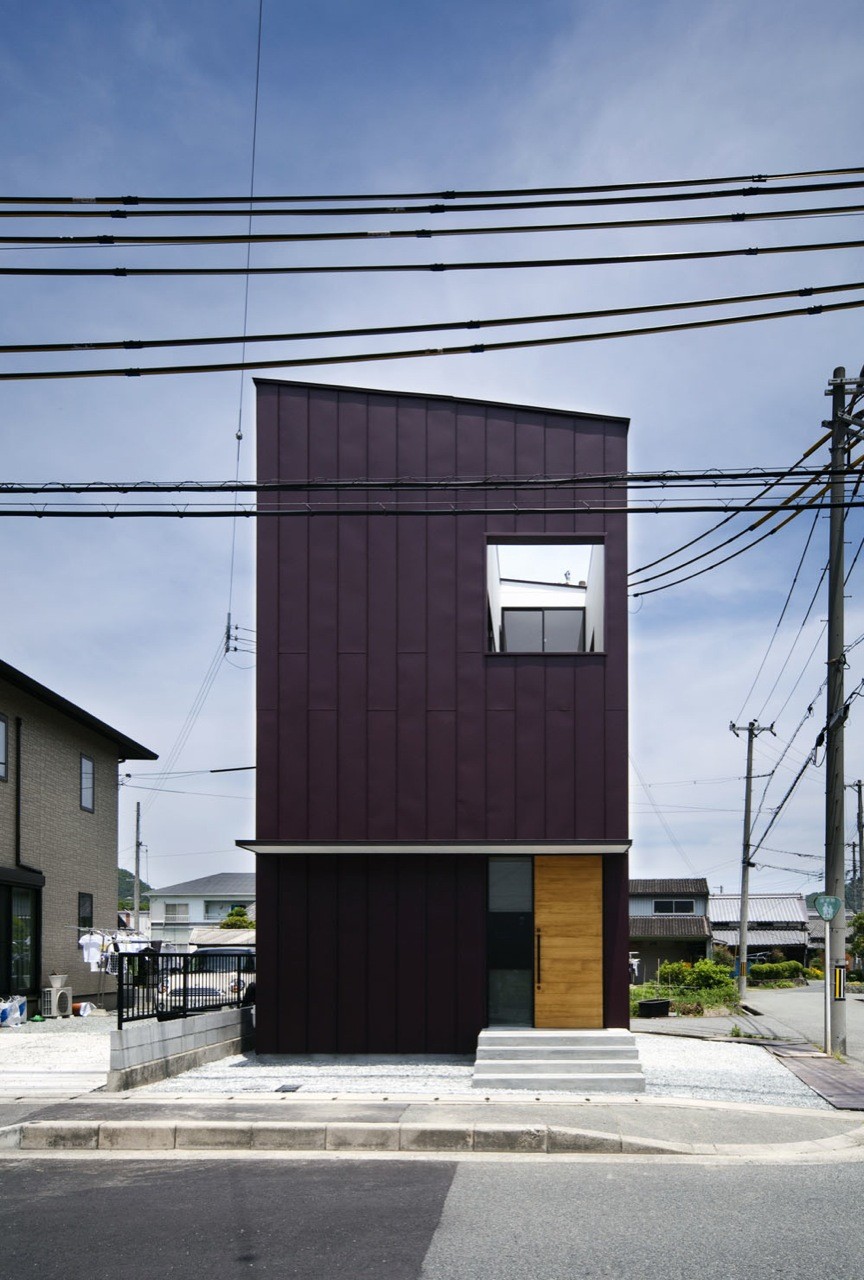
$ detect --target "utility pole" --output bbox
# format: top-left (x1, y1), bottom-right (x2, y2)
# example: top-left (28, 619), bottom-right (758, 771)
top-left (730, 720), bottom-right (773, 999)
top-left (825, 366), bottom-right (848, 1054)
top-left (134, 801), bottom-right (142, 932)
top-left (857, 780), bottom-right (864, 914)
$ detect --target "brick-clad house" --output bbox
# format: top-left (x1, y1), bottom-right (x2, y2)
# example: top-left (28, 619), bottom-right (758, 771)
top-left (0, 659), bottom-right (156, 1004)
top-left (240, 380), bottom-right (631, 1054)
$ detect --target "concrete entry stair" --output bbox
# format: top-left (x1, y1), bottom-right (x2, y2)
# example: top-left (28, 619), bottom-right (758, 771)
top-left (472, 1027), bottom-right (645, 1093)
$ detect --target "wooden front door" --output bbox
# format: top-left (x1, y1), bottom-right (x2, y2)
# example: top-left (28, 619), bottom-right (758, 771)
top-left (534, 855), bottom-right (603, 1028)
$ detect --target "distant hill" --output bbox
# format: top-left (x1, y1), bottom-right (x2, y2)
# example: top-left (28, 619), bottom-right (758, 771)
top-left (118, 867), bottom-right (153, 910)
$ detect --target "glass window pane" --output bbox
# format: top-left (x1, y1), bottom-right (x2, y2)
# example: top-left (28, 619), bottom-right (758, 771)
top-left (502, 610), bottom-right (542, 652)
top-left (488, 970), bottom-right (533, 1025)
top-left (674, 900), bottom-right (694, 914)
top-left (0, 715), bottom-right (7, 781)
top-left (11, 888), bottom-right (35, 990)
top-left (653, 900), bottom-right (674, 914)
top-left (80, 755), bottom-right (94, 811)
top-left (489, 857), bottom-right (533, 912)
top-left (543, 609), bottom-right (585, 652)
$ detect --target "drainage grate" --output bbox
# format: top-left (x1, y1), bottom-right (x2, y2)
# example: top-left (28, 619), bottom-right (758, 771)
top-left (276, 1084), bottom-right (300, 1093)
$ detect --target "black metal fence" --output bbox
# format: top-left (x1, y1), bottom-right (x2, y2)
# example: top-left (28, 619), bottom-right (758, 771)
top-left (116, 949), bottom-right (256, 1028)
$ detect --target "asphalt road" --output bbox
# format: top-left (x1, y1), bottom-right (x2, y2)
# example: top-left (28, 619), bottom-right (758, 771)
top-left (748, 983), bottom-right (864, 1064)
top-left (3, 1158), bottom-right (864, 1279)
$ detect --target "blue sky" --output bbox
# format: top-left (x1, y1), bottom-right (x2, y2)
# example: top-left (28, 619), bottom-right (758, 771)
top-left (1, 0), bottom-right (863, 899)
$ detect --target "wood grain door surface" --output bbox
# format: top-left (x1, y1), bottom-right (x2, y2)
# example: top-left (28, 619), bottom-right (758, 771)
top-left (534, 855), bottom-right (603, 1028)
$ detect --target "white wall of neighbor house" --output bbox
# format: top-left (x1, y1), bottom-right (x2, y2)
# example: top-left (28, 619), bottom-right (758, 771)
top-left (486, 542), bottom-right (601, 653)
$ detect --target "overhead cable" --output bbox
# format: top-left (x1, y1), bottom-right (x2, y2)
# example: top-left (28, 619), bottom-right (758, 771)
top-left (5, 200), bottom-right (864, 244)
top-left (2, 294), bottom-right (864, 382)
top-left (3, 235), bottom-right (864, 279)
top-left (2, 164), bottom-right (862, 205)
top-left (4, 178), bottom-right (864, 220)
top-left (2, 280), bottom-right (862, 357)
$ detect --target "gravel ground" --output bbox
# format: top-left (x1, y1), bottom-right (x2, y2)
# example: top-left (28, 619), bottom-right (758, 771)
top-left (133, 1033), bottom-right (832, 1108)
top-left (0, 1017), bottom-right (833, 1108)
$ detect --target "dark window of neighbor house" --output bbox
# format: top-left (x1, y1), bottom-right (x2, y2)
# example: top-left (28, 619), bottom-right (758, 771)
top-left (80, 754), bottom-right (94, 811)
top-left (487, 541), bottom-right (604, 654)
top-left (9, 886), bottom-right (38, 992)
top-left (0, 714), bottom-right (7, 781)
top-left (78, 892), bottom-right (94, 930)
top-left (653, 899), bottom-right (695, 914)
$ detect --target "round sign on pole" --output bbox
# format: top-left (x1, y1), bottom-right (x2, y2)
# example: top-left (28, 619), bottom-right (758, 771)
top-left (814, 894), bottom-right (843, 921)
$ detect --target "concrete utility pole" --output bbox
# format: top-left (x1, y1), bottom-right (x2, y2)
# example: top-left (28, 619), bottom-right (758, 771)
top-left (825, 366), bottom-right (848, 1054)
top-left (134, 801), bottom-right (142, 932)
top-left (856, 780), bottom-right (864, 914)
top-left (730, 720), bottom-right (773, 998)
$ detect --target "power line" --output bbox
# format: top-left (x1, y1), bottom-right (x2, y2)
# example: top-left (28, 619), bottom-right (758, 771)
top-left (3, 164), bottom-right (862, 205)
top-left (5, 177), bottom-right (864, 220)
top-left (5, 199), bottom-right (864, 244)
top-left (3, 279), bottom-right (862, 357)
top-left (4, 235), bottom-right (864, 280)
top-left (2, 294), bottom-right (864, 382)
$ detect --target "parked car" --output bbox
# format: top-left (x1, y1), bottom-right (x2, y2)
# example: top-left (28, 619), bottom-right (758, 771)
top-left (159, 947), bottom-right (256, 1006)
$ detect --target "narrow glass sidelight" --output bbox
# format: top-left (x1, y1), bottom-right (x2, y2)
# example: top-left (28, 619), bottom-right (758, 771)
top-left (487, 856), bottom-right (534, 1025)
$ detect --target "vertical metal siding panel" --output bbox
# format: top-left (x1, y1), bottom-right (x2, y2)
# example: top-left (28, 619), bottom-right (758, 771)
top-left (367, 711), bottom-right (397, 838)
top-left (483, 403), bottom-right (517, 537)
top-left (455, 858), bottom-right (488, 1051)
top-left (426, 712), bottom-right (457, 839)
top-left (541, 413), bottom-right (578, 536)
top-left (366, 857), bottom-right (399, 1050)
top-left (255, 383), bottom-right (282, 842)
top-left (367, 518), bottom-right (398, 710)
top-left (604, 709), bottom-right (629, 840)
top-left (456, 656), bottom-right (486, 837)
top-left (573, 669), bottom-right (606, 838)
top-left (336, 393), bottom-right (368, 653)
top-left (396, 857), bottom-right (427, 1050)
top-left (395, 399), bottom-right (428, 655)
top-left (454, 487), bottom-right (486, 837)
top-left (306, 516), bottom-right (339, 711)
top-left (486, 709), bottom-right (516, 839)
top-left (253, 854), bottom-right (280, 1051)
top-left (307, 711), bottom-right (339, 839)
top-left (338, 654), bottom-right (368, 839)
top-left (424, 858), bottom-right (456, 1050)
top-left (276, 856), bottom-right (310, 1051)
top-left (396, 653), bottom-right (427, 837)
top-left (278, 654), bottom-right (309, 837)
top-left (603, 853), bottom-right (630, 1027)
top-left (513, 410), bottom-right (547, 533)
top-left (544, 664), bottom-right (577, 839)
top-left (306, 857), bottom-right (339, 1050)
top-left (514, 660), bottom-right (547, 838)
top-left (337, 855), bottom-right (368, 1051)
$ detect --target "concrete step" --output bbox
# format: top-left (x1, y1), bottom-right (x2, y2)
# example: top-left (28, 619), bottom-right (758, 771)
top-left (471, 1072), bottom-right (646, 1093)
top-left (476, 1045), bottom-right (639, 1061)
top-left (476, 1057), bottom-right (639, 1075)
top-left (477, 1029), bottom-right (635, 1050)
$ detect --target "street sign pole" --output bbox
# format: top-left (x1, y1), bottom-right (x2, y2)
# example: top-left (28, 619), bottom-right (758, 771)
top-left (814, 893), bottom-right (843, 1055)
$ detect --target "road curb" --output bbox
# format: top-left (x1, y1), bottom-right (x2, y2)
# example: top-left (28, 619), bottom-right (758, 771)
top-left (3, 1118), bottom-right (864, 1157)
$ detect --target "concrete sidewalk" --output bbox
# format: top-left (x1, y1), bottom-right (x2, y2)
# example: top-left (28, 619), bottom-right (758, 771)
top-left (1, 1091), bottom-right (863, 1158)
top-left (4, 1008), bottom-right (864, 1159)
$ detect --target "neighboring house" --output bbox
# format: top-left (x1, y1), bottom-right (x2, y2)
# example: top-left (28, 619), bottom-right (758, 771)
top-left (629, 879), bottom-right (711, 980)
top-left (0, 658), bottom-right (156, 1004)
top-left (149, 873), bottom-right (255, 947)
top-left (709, 893), bottom-right (809, 962)
top-left (239, 379), bottom-right (631, 1053)
top-left (806, 909), bottom-right (854, 963)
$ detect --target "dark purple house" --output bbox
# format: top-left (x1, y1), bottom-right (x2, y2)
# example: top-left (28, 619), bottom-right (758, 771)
top-left (240, 379), bottom-right (630, 1053)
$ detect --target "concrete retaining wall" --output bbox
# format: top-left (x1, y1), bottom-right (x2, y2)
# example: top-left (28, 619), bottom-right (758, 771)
top-left (107, 1007), bottom-right (254, 1091)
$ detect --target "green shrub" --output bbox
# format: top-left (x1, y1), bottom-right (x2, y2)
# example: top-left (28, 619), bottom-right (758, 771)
top-left (657, 960), bottom-right (691, 986)
top-left (805, 967), bottom-right (824, 980)
top-left (749, 961), bottom-right (804, 984)
top-left (711, 945), bottom-right (735, 969)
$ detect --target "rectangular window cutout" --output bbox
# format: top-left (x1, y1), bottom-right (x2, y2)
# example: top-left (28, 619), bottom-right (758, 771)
top-left (487, 541), bottom-right (604, 653)
top-left (164, 903), bottom-right (190, 921)
top-left (0, 714), bottom-right (6, 781)
top-left (78, 892), bottom-right (94, 930)
top-left (80, 754), bottom-right (94, 811)
top-left (653, 899), bottom-right (695, 915)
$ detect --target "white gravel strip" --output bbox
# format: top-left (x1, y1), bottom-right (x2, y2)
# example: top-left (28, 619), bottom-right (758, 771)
top-left (134, 1034), bottom-right (832, 1108)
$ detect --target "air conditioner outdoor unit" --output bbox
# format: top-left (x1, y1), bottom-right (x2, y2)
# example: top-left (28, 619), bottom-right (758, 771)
top-left (41, 986), bottom-right (73, 1018)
